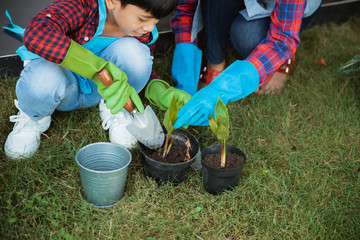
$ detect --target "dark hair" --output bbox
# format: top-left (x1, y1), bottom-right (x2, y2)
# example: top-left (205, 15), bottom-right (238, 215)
top-left (120, 0), bottom-right (178, 19)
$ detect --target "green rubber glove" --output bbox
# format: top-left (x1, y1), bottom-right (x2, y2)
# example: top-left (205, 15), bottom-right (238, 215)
top-left (145, 79), bottom-right (192, 111)
top-left (60, 40), bottom-right (144, 114)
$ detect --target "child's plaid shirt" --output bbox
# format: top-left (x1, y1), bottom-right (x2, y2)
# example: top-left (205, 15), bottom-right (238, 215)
top-left (23, 0), bottom-right (159, 79)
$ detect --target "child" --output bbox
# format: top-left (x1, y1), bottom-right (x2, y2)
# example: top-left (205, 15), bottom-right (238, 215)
top-left (3, 0), bottom-right (178, 159)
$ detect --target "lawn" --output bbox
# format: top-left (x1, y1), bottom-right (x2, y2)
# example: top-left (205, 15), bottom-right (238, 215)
top-left (1, 17), bottom-right (360, 239)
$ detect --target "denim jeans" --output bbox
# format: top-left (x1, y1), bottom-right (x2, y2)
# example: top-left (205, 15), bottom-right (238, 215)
top-left (203, 0), bottom-right (318, 64)
top-left (16, 37), bottom-right (153, 121)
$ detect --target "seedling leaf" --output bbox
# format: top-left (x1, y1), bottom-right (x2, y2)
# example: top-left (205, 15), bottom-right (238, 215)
top-left (217, 124), bottom-right (230, 141)
top-left (162, 96), bottom-right (186, 157)
top-left (337, 49), bottom-right (360, 77)
top-left (214, 98), bottom-right (229, 122)
top-left (163, 110), bottom-right (174, 136)
top-left (169, 96), bottom-right (178, 124)
top-left (208, 116), bottom-right (218, 134)
top-left (217, 112), bottom-right (229, 130)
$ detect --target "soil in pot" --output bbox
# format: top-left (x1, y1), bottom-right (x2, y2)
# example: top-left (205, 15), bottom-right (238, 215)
top-left (202, 150), bottom-right (245, 169)
top-left (142, 144), bottom-right (191, 163)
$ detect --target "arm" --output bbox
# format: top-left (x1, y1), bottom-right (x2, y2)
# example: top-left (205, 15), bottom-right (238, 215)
top-left (23, 0), bottom-right (93, 63)
top-left (175, 0), bottom-right (307, 127)
top-left (170, 0), bottom-right (199, 44)
top-left (246, 0), bottom-right (306, 83)
top-left (170, 0), bottom-right (202, 95)
top-left (23, 0), bottom-right (143, 114)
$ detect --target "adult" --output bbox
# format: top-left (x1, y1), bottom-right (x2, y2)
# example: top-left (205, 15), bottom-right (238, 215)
top-left (170, 0), bottom-right (321, 127)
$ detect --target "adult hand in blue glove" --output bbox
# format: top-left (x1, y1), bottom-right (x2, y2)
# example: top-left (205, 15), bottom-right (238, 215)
top-left (172, 43), bottom-right (202, 96)
top-left (174, 60), bottom-right (260, 128)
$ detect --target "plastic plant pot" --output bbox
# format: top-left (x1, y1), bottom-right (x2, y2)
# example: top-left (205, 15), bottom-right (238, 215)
top-left (75, 142), bottom-right (132, 208)
top-left (138, 128), bottom-right (199, 184)
top-left (201, 144), bottom-right (246, 195)
top-left (191, 148), bottom-right (202, 172)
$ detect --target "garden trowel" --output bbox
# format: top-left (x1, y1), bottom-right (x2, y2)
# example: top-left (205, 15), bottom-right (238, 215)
top-left (96, 68), bottom-right (165, 149)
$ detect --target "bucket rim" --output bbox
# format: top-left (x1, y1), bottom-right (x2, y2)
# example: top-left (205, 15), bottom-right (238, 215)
top-left (75, 142), bottom-right (132, 174)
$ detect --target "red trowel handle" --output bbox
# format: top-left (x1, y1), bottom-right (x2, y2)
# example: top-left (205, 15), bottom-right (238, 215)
top-left (96, 68), bottom-right (136, 112)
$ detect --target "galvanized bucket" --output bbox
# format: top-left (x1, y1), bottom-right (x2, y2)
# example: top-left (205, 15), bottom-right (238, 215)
top-left (75, 142), bottom-right (132, 208)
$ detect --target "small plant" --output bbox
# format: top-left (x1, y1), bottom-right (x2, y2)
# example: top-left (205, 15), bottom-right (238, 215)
top-left (162, 96), bottom-right (187, 158)
top-left (188, 206), bottom-right (202, 220)
top-left (337, 48), bottom-right (360, 77)
top-left (208, 98), bottom-right (230, 168)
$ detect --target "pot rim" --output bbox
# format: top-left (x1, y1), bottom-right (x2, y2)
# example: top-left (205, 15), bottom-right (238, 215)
top-left (75, 142), bottom-right (132, 174)
top-left (138, 128), bottom-right (200, 166)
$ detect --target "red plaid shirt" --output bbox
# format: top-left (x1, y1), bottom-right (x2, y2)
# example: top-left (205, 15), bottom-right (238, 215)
top-left (170, 0), bottom-right (198, 44)
top-left (170, 0), bottom-right (306, 83)
top-left (23, 0), bottom-right (159, 79)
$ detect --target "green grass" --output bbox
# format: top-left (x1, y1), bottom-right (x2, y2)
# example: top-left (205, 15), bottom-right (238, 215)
top-left (1, 17), bottom-right (360, 239)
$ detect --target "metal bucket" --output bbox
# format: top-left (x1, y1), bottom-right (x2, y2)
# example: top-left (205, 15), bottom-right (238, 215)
top-left (75, 142), bottom-right (132, 208)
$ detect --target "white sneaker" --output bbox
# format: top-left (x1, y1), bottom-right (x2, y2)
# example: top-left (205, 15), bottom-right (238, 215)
top-left (4, 100), bottom-right (51, 159)
top-left (99, 99), bottom-right (137, 149)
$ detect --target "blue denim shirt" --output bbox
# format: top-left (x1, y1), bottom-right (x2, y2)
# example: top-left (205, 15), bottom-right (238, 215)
top-left (240, 0), bottom-right (321, 21)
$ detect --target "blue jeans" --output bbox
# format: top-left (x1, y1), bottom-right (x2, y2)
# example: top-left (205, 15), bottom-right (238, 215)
top-left (203, 0), bottom-right (318, 64)
top-left (16, 38), bottom-right (153, 121)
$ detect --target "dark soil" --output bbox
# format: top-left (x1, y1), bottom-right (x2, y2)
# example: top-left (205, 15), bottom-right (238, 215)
top-left (143, 145), bottom-right (190, 164)
top-left (203, 150), bottom-right (245, 169)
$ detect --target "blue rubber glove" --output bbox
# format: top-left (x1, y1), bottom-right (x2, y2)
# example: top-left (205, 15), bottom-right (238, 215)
top-left (174, 60), bottom-right (260, 127)
top-left (172, 43), bottom-right (202, 96)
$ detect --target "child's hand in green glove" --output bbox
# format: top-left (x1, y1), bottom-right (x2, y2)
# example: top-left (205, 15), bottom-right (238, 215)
top-left (60, 40), bottom-right (144, 114)
top-left (94, 62), bottom-right (144, 114)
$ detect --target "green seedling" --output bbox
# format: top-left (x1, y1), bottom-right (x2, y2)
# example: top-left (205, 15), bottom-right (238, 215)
top-left (337, 48), bottom-right (360, 77)
top-left (208, 98), bottom-right (230, 168)
top-left (188, 207), bottom-right (202, 220)
top-left (162, 95), bottom-right (186, 158)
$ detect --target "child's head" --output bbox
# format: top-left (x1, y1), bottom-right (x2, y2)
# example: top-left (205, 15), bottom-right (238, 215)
top-left (119, 0), bottom-right (178, 20)
top-left (105, 0), bottom-right (178, 37)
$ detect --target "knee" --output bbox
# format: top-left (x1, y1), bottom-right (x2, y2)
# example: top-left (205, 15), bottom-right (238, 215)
top-left (16, 59), bottom-right (68, 102)
top-left (102, 38), bottom-right (153, 92)
top-left (230, 15), bottom-right (269, 57)
top-left (104, 38), bottom-right (153, 73)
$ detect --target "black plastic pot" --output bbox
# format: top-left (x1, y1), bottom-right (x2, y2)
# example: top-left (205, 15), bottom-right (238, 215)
top-left (201, 144), bottom-right (246, 195)
top-left (138, 128), bottom-right (199, 184)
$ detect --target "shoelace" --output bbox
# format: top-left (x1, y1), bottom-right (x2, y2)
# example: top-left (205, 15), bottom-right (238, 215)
top-left (9, 100), bottom-right (32, 129)
top-left (102, 115), bottom-right (114, 130)
top-left (101, 112), bottom-right (132, 130)
top-left (9, 112), bottom-right (28, 123)
top-left (100, 99), bottom-right (134, 130)
top-left (8, 110), bottom-right (37, 134)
